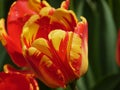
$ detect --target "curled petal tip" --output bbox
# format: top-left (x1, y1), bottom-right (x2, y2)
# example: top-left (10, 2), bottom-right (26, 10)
top-left (61, 0), bottom-right (70, 9)
top-left (80, 16), bottom-right (87, 24)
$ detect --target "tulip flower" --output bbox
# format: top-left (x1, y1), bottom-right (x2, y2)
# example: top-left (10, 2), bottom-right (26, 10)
top-left (21, 1), bottom-right (88, 88)
top-left (0, 0), bottom-right (50, 67)
top-left (0, 65), bottom-right (39, 90)
top-left (116, 30), bottom-right (120, 66)
top-left (0, 0), bottom-right (88, 88)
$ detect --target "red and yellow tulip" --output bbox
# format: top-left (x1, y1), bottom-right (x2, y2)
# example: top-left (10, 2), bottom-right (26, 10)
top-left (0, 0), bottom-right (50, 67)
top-left (0, 0), bottom-right (88, 88)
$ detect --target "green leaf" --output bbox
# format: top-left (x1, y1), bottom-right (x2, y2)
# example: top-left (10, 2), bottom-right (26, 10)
top-left (83, 0), bottom-right (103, 81)
top-left (92, 73), bottom-right (120, 90)
top-left (55, 88), bottom-right (63, 90)
top-left (73, 0), bottom-right (85, 20)
top-left (77, 78), bottom-right (87, 90)
top-left (98, 0), bottom-right (118, 75)
top-left (83, 0), bottom-right (119, 81)
top-left (83, 65), bottom-right (96, 89)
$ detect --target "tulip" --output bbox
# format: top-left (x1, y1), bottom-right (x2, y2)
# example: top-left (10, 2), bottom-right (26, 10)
top-left (0, 0), bottom-right (50, 67)
top-left (21, 1), bottom-right (88, 88)
top-left (0, 0), bottom-right (88, 88)
top-left (116, 30), bottom-right (120, 66)
top-left (0, 65), bottom-right (39, 90)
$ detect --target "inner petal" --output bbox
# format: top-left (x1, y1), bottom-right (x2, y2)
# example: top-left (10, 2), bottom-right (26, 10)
top-left (48, 30), bottom-right (66, 51)
top-left (31, 38), bottom-right (52, 58)
top-left (21, 15), bottom-right (40, 48)
top-left (67, 33), bottom-right (82, 76)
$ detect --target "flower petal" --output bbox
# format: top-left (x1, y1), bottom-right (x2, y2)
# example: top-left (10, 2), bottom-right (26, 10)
top-left (0, 19), bottom-right (7, 45)
top-left (61, 0), bottom-right (70, 9)
top-left (7, 0), bottom-right (36, 45)
top-left (21, 14), bottom-right (51, 42)
top-left (0, 72), bottom-right (39, 90)
top-left (6, 37), bottom-right (28, 67)
top-left (50, 8), bottom-right (77, 31)
top-left (28, 0), bottom-right (51, 13)
top-left (49, 30), bottom-right (82, 77)
top-left (31, 38), bottom-right (52, 58)
top-left (24, 47), bottom-right (65, 88)
top-left (0, 19), bottom-right (27, 67)
top-left (21, 15), bottom-right (40, 48)
top-left (40, 8), bottom-right (77, 31)
top-left (48, 30), bottom-right (66, 51)
top-left (39, 55), bottom-right (65, 87)
top-left (67, 33), bottom-right (82, 76)
top-left (74, 16), bottom-right (88, 76)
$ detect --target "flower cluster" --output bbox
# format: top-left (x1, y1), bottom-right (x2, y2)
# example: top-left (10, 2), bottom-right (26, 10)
top-left (0, 0), bottom-right (88, 89)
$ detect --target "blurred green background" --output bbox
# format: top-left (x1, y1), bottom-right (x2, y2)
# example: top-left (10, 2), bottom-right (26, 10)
top-left (0, 0), bottom-right (120, 90)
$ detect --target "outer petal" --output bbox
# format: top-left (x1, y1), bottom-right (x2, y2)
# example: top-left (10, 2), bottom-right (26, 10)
top-left (74, 17), bottom-right (88, 76)
top-left (0, 19), bottom-right (27, 67)
top-left (7, 0), bottom-right (50, 54)
top-left (0, 72), bottom-right (39, 90)
top-left (67, 32), bottom-right (82, 76)
top-left (7, 0), bottom-right (36, 49)
top-left (49, 30), bottom-right (82, 79)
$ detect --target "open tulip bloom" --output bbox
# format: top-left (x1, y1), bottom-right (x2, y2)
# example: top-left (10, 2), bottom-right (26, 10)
top-left (0, 0), bottom-right (88, 89)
